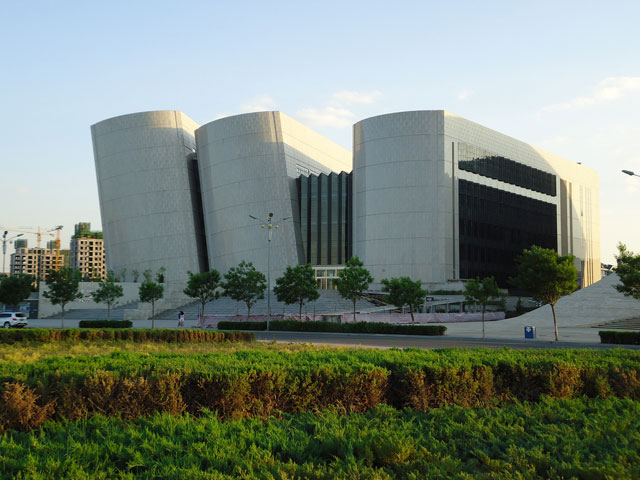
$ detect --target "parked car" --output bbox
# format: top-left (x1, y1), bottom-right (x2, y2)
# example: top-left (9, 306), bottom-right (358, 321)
top-left (0, 312), bottom-right (28, 328)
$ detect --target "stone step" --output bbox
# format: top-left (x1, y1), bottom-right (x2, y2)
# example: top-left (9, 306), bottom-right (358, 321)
top-left (592, 318), bottom-right (640, 330)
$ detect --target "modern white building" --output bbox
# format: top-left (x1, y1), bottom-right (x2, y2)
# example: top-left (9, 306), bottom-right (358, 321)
top-left (92, 109), bottom-right (600, 291)
top-left (196, 111), bottom-right (351, 279)
top-left (91, 111), bottom-right (207, 286)
top-left (353, 111), bottom-right (600, 289)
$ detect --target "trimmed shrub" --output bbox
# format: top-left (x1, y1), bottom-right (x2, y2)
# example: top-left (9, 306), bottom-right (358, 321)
top-left (599, 330), bottom-right (640, 345)
top-left (0, 328), bottom-right (254, 344)
top-left (217, 320), bottom-right (446, 336)
top-left (78, 320), bottom-right (132, 328)
top-left (1, 348), bottom-right (639, 431)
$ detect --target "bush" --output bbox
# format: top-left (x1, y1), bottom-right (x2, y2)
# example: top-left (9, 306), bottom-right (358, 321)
top-left (0, 328), bottom-right (254, 344)
top-left (78, 320), bottom-right (132, 328)
top-left (599, 330), bottom-right (640, 345)
top-left (2, 399), bottom-right (639, 478)
top-left (217, 320), bottom-right (447, 336)
top-left (0, 348), bottom-right (638, 431)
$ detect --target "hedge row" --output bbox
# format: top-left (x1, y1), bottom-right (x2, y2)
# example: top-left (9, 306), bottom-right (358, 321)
top-left (0, 328), bottom-right (254, 344)
top-left (78, 320), bottom-right (132, 328)
top-left (600, 330), bottom-right (640, 345)
top-left (1, 348), bottom-right (639, 431)
top-left (218, 320), bottom-right (447, 335)
top-left (2, 399), bottom-right (639, 478)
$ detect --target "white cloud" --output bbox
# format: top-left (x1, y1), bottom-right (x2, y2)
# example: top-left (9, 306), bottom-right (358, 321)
top-left (541, 76), bottom-right (640, 113)
top-left (457, 89), bottom-right (474, 101)
top-left (15, 187), bottom-right (29, 195)
top-left (296, 106), bottom-right (355, 128)
top-left (241, 95), bottom-right (277, 112)
top-left (330, 90), bottom-right (382, 106)
top-left (296, 89), bottom-right (381, 128)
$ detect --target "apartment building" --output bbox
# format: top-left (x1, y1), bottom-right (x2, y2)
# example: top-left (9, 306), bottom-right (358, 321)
top-left (69, 223), bottom-right (107, 281)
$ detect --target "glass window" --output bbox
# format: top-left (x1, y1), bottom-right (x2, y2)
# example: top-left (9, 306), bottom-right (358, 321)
top-left (458, 179), bottom-right (557, 288)
top-left (458, 142), bottom-right (556, 196)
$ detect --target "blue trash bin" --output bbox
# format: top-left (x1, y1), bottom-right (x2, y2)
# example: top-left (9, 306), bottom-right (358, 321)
top-left (524, 326), bottom-right (536, 339)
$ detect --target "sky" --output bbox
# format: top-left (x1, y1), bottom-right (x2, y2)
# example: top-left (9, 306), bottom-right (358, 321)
top-left (1, 0), bottom-right (639, 272)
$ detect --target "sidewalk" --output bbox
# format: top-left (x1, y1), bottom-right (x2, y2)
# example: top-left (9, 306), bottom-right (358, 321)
top-left (27, 314), bottom-right (606, 345)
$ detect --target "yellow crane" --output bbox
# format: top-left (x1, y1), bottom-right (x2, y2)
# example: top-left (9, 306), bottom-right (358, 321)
top-left (0, 226), bottom-right (55, 250)
top-left (0, 226), bottom-right (64, 281)
top-left (47, 225), bottom-right (63, 253)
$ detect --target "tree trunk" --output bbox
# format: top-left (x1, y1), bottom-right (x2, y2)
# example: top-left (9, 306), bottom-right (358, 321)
top-left (299, 300), bottom-right (303, 322)
top-left (246, 302), bottom-right (251, 321)
top-left (410, 306), bottom-right (415, 324)
top-left (61, 305), bottom-right (65, 329)
top-left (481, 305), bottom-right (486, 338)
top-left (151, 300), bottom-right (155, 329)
top-left (551, 302), bottom-right (559, 341)
top-left (107, 303), bottom-right (111, 321)
top-left (353, 298), bottom-right (357, 323)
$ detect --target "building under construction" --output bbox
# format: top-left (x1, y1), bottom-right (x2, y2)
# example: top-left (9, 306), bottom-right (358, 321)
top-left (10, 245), bottom-right (68, 281)
top-left (69, 223), bottom-right (106, 281)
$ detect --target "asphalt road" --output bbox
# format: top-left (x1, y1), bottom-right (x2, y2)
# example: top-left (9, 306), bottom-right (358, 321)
top-left (253, 331), bottom-right (640, 350)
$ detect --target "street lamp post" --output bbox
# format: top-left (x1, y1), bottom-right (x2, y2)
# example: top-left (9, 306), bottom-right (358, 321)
top-left (2, 232), bottom-right (24, 275)
top-left (622, 169), bottom-right (640, 178)
top-left (248, 212), bottom-right (290, 331)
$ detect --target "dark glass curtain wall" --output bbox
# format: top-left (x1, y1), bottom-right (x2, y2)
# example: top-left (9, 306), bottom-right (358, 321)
top-left (297, 171), bottom-right (352, 265)
top-left (458, 179), bottom-right (557, 287)
top-left (458, 143), bottom-right (557, 196)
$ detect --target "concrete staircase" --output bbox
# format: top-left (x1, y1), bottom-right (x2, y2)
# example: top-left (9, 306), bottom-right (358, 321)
top-left (152, 289), bottom-right (380, 320)
top-left (591, 317), bottom-right (640, 330)
top-left (42, 301), bottom-right (141, 320)
top-left (40, 290), bottom-right (381, 322)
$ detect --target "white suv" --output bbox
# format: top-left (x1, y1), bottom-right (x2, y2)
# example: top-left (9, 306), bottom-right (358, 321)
top-left (0, 312), bottom-right (28, 328)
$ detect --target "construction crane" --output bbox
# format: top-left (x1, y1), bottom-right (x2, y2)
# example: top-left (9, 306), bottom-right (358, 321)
top-left (0, 226), bottom-right (63, 283)
top-left (0, 226), bottom-right (55, 249)
top-left (0, 225), bottom-right (55, 248)
top-left (47, 225), bottom-right (63, 253)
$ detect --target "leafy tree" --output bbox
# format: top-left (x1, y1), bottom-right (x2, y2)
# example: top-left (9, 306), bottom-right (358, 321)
top-left (0, 273), bottom-right (35, 309)
top-left (274, 264), bottom-right (320, 320)
top-left (222, 261), bottom-right (266, 319)
top-left (143, 269), bottom-right (153, 282)
top-left (615, 243), bottom-right (640, 299)
top-left (91, 271), bottom-right (124, 320)
top-left (43, 267), bottom-right (83, 328)
top-left (463, 276), bottom-right (504, 338)
top-left (511, 245), bottom-right (577, 341)
top-left (119, 268), bottom-right (127, 283)
top-left (184, 270), bottom-right (222, 321)
top-left (381, 276), bottom-right (427, 323)
top-left (132, 269), bottom-right (140, 283)
top-left (156, 266), bottom-right (166, 283)
top-left (139, 280), bottom-right (164, 328)
top-left (334, 256), bottom-right (374, 322)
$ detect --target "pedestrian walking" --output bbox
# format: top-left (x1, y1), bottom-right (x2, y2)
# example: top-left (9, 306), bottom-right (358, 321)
top-left (178, 311), bottom-right (185, 327)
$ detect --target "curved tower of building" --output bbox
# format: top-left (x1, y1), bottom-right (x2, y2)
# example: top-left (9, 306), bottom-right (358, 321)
top-left (195, 111), bottom-right (351, 279)
top-left (354, 110), bottom-right (600, 289)
top-left (353, 111), bottom-right (451, 285)
top-left (91, 110), bottom-right (207, 286)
